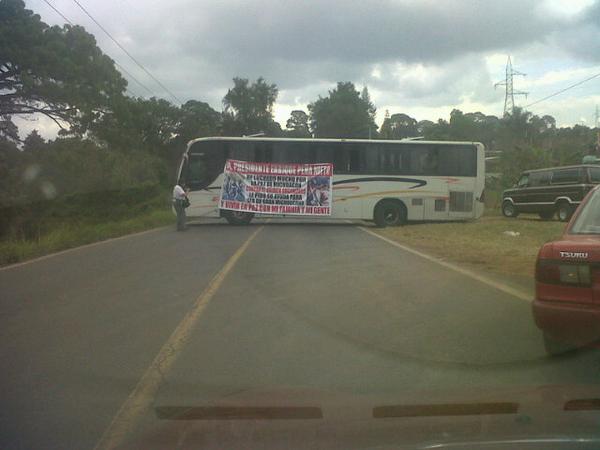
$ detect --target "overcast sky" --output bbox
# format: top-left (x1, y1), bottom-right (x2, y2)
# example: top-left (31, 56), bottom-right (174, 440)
top-left (22, 0), bottom-right (600, 138)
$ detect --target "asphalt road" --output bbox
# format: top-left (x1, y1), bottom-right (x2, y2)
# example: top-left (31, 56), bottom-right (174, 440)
top-left (1, 219), bottom-right (600, 449)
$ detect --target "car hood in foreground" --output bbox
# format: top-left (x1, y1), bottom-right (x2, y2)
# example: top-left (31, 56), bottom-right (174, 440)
top-left (124, 384), bottom-right (600, 449)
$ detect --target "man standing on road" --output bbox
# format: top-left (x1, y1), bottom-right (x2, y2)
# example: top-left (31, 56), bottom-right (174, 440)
top-left (172, 182), bottom-right (189, 231)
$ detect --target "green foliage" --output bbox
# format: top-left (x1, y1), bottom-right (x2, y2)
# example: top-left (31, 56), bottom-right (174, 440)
top-left (0, 0), bottom-right (127, 140)
top-left (497, 144), bottom-right (552, 187)
top-left (380, 113), bottom-right (418, 139)
top-left (0, 184), bottom-right (169, 240)
top-left (285, 110), bottom-right (310, 137)
top-left (0, 207), bottom-right (173, 266)
top-left (0, 137), bottom-right (166, 206)
top-left (221, 77), bottom-right (280, 136)
top-left (22, 129), bottom-right (45, 152)
top-left (176, 100), bottom-right (221, 144)
top-left (308, 82), bottom-right (377, 138)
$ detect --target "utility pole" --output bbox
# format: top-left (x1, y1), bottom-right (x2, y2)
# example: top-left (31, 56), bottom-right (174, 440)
top-left (594, 105), bottom-right (599, 129)
top-left (494, 56), bottom-right (528, 116)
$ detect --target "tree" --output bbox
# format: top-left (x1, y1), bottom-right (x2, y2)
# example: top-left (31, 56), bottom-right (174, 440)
top-left (0, 0), bottom-right (127, 141)
top-left (22, 129), bottom-right (45, 152)
top-left (221, 77), bottom-right (279, 136)
top-left (308, 82), bottom-right (377, 138)
top-left (360, 86), bottom-right (377, 137)
top-left (92, 97), bottom-right (179, 153)
top-left (176, 100), bottom-right (220, 143)
top-left (285, 110), bottom-right (310, 137)
top-left (379, 113), bottom-right (418, 139)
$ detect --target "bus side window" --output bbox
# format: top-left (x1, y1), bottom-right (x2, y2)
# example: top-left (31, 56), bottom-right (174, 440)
top-left (254, 142), bottom-right (273, 162)
top-left (315, 145), bottom-right (334, 164)
top-left (437, 145), bottom-right (477, 176)
top-left (333, 144), bottom-right (349, 173)
top-left (409, 145), bottom-right (438, 175)
top-left (365, 145), bottom-right (381, 173)
top-left (229, 141), bottom-right (254, 161)
top-left (280, 142), bottom-right (316, 163)
top-left (380, 147), bottom-right (405, 174)
top-left (348, 144), bottom-right (365, 173)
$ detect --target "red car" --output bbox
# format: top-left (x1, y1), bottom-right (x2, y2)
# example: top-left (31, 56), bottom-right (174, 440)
top-left (534, 184), bottom-right (600, 355)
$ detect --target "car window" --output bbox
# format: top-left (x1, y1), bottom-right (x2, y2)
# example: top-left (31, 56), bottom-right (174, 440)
top-left (551, 168), bottom-right (581, 184)
top-left (529, 171), bottom-right (551, 186)
top-left (570, 189), bottom-right (600, 233)
top-left (517, 174), bottom-right (529, 187)
top-left (589, 167), bottom-right (600, 183)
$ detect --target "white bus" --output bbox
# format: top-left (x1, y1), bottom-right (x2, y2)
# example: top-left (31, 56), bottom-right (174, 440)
top-left (176, 137), bottom-right (485, 227)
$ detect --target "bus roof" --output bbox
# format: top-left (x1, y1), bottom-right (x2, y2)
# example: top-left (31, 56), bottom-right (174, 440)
top-left (186, 136), bottom-right (483, 151)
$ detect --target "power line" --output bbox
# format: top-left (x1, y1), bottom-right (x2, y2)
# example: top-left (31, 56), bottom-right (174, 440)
top-left (70, 0), bottom-right (182, 104)
top-left (524, 71), bottom-right (600, 108)
top-left (42, 0), bottom-right (155, 98)
top-left (42, 0), bottom-right (72, 24)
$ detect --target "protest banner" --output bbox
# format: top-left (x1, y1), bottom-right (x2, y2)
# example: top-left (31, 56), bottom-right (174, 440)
top-left (219, 159), bottom-right (333, 215)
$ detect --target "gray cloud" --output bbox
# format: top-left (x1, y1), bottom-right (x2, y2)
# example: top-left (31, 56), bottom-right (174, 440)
top-left (27, 0), bottom-right (600, 124)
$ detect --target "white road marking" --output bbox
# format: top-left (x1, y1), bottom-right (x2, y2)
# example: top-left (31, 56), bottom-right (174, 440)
top-left (358, 226), bottom-right (532, 302)
top-left (93, 225), bottom-right (263, 450)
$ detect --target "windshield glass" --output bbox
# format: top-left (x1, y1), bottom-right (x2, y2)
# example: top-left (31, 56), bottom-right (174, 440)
top-left (4, 1), bottom-right (600, 449)
top-left (569, 189), bottom-right (600, 234)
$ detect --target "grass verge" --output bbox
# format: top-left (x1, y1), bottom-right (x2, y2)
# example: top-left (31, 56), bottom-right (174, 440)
top-left (376, 212), bottom-right (566, 277)
top-left (0, 208), bottom-right (173, 267)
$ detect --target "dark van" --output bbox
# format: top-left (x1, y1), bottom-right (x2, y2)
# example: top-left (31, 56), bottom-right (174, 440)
top-left (502, 165), bottom-right (600, 221)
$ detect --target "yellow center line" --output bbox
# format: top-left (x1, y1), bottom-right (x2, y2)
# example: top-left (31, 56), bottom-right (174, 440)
top-left (93, 225), bottom-right (264, 450)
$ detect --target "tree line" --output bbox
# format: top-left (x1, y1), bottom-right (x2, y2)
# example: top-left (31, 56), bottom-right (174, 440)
top-left (1, 0), bottom-right (599, 207)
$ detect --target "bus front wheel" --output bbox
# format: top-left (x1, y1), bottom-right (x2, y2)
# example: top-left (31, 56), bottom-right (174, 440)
top-left (223, 210), bottom-right (254, 225)
top-left (374, 200), bottom-right (406, 228)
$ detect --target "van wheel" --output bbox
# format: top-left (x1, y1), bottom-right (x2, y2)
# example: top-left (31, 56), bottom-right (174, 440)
top-left (557, 202), bottom-right (573, 222)
top-left (502, 200), bottom-right (518, 218)
top-left (538, 211), bottom-right (555, 220)
top-left (374, 201), bottom-right (406, 228)
top-left (223, 210), bottom-right (254, 225)
top-left (544, 333), bottom-right (576, 356)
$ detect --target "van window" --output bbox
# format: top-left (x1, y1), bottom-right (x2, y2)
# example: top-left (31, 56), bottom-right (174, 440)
top-left (589, 167), bottom-right (600, 183)
top-left (552, 168), bottom-right (581, 184)
top-left (517, 174), bottom-right (529, 187)
top-left (529, 171), bottom-right (551, 186)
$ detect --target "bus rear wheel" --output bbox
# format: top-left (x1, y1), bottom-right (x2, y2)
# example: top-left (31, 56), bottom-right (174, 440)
top-left (223, 210), bottom-right (254, 225)
top-left (374, 200), bottom-right (406, 228)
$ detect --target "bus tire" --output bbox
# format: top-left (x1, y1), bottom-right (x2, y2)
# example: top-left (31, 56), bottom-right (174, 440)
top-left (223, 210), bottom-right (254, 225)
top-left (374, 200), bottom-right (406, 228)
